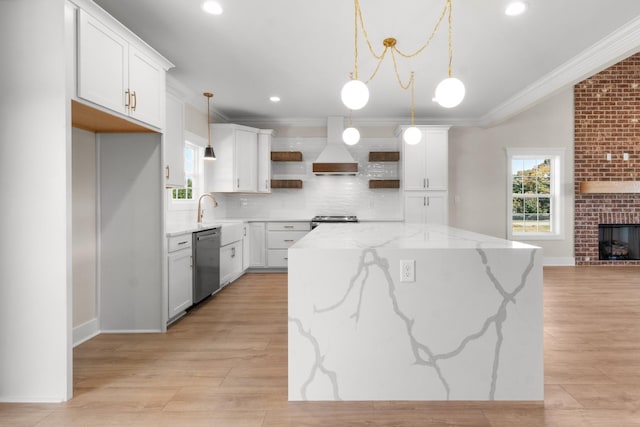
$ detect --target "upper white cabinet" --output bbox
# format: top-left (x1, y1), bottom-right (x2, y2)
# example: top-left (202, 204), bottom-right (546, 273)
top-left (205, 124), bottom-right (269, 193)
top-left (257, 130), bottom-right (273, 193)
top-left (402, 127), bottom-right (449, 191)
top-left (76, 8), bottom-right (172, 129)
top-left (164, 92), bottom-right (185, 187)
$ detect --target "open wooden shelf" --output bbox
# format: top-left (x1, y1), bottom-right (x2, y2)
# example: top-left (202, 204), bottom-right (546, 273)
top-left (271, 151), bottom-right (303, 161)
top-left (369, 179), bottom-right (400, 189)
top-left (271, 179), bottom-right (303, 189)
top-left (368, 151), bottom-right (400, 162)
top-left (580, 181), bottom-right (640, 194)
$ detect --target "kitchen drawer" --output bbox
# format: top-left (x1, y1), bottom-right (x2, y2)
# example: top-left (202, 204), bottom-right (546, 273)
top-left (267, 249), bottom-right (289, 267)
top-left (267, 222), bottom-right (311, 232)
top-left (168, 233), bottom-right (192, 252)
top-left (267, 230), bottom-right (307, 249)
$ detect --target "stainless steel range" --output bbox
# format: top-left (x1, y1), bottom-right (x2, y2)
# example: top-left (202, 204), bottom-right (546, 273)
top-left (311, 215), bottom-right (358, 229)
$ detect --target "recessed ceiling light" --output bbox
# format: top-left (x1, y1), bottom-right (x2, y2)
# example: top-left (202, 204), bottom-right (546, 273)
top-left (269, 96), bottom-right (281, 103)
top-left (505, 1), bottom-right (527, 16)
top-left (202, 1), bottom-right (223, 15)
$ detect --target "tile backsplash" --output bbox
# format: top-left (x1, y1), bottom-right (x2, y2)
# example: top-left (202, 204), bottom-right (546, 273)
top-left (222, 136), bottom-right (403, 220)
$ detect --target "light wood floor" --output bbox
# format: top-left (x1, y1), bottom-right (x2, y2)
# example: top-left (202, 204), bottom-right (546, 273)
top-left (2, 268), bottom-right (640, 426)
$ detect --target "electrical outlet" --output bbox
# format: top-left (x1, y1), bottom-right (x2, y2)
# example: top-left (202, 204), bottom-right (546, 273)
top-left (400, 260), bottom-right (415, 282)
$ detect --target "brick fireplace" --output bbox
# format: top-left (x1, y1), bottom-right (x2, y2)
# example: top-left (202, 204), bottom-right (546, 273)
top-left (575, 53), bottom-right (640, 265)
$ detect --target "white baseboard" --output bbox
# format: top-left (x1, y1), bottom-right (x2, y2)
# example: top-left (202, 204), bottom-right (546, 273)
top-left (73, 318), bottom-right (100, 347)
top-left (543, 257), bottom-right (576, 266)
top-left (100, 329), bottom-right (163, 334)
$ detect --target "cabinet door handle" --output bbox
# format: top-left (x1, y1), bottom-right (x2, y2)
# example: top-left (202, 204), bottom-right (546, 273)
top-left (284, 239), bottom-right (294, 242)
top-left (231, 247), bottom-right (236, 258)
top-left (243, 227), bottom-right (247, 237)
top-left (426, 178), bottom-right (430, 188)
top-left (423, 178), bottom-right (426, 188)
top-left (427, 197), bottom-right (430, 207)
top-left (284, 225), bottom-right (294, 229)
top-left (125, 90), bottom-right (130, 109)
top-left (165, 165), bottom-right (170, 179)
top-left (424, 196), bottom-right (426, 206)
top-left (131, 91), bottom-right (137, 111)
top-left (177, 240), bottom-right (189, 245)
top-left (265, 179), bottom-right (269, 190)
top-left (237, 178), bottom-right (240, 189)
top-left (190, 255), bottom-right (192, 268)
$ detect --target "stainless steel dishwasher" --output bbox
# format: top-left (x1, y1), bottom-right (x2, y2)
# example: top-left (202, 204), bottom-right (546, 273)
top-left (193, 227), bottom-right (221, 304)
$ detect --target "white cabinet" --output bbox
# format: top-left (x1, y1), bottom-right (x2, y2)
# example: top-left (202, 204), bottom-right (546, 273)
top-left (77, 9), bottom-right (170, 129)
top-left (257, 130), bottom-right (273, 193)
top-left (220, 240), bottom-right (242, 286)
top-left (249, 222), bottom-right (267, 268)
top-left (404, 192), bottom-right (448, 225)
top-left (266, 222), bottom-right (311, 268)
top-left (164, 92), bottom-right (185, 187)
top-left (400, 126), bottom-right (449, 225)
top-left (167, 233), bottom-right (192, 320)
top-left (204, 124), bottom-right (258, 192)
top-left (242, 222), bottom-right (250, 271)
top-left (403, 127), bottom-right (449, 191)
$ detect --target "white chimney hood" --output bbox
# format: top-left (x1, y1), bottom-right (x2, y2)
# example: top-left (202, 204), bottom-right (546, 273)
top-left (312, 117), bottom-right (358, 175)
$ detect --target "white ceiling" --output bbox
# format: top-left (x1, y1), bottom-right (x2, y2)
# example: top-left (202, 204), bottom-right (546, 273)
top-left (93, 0), bottom-right (640, 126)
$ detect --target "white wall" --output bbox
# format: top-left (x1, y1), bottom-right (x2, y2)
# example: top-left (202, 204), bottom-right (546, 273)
top-left (72, 128), bottom-right (98, 341)
top-left (448, 88), bottom-right (575, 262)
top-left (99, 133), bottom-right (163, 332)
top-left (0, 0), bottom-right (71, 402)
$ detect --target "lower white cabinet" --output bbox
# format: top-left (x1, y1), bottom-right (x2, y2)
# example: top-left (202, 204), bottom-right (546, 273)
top-left (249, 222), bottom-right (267, 267)
top-left (266, 222), bottom-right (311, 268)
top-left (167, 233), bottom-right (193, 320)
top-left (404, 191), bottom-right (448, 225)
top-left (220, 240), bottom-right (243, 286)
top-left (242, 222), bottom-right (251, 271)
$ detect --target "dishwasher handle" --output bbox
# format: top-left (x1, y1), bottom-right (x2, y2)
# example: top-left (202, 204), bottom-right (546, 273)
top-left (196, 232), bottom-right (219, 242)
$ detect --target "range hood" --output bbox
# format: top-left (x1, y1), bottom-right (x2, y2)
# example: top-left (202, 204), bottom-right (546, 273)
top-left (312, 117), bottom-right (358, 175)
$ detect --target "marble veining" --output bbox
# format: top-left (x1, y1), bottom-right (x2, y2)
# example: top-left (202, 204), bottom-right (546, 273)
top-left (288, 223), bottom-right (543, 401)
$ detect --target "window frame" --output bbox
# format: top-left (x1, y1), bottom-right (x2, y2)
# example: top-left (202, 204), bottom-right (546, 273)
top-left (168, 139), bottom-right (204, 211)
top-left (506, 148), bottom-right (564, 241)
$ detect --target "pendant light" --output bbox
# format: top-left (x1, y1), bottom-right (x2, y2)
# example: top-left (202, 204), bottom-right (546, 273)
top-left (432, 0), bottom-right (465, 108)
top-left (403, 73), bottom-right (422, 145)
top-left (203, 92), bottom-right (216, 160)
top-left (343, 111), bottom-right (360, 145)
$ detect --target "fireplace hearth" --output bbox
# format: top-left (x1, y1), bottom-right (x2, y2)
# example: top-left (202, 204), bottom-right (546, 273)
top-left (598, 224), bottom-right (640, 261)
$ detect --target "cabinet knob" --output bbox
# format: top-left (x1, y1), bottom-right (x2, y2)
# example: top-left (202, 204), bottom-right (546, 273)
top-left (165, 165), bottom-right (170, 179)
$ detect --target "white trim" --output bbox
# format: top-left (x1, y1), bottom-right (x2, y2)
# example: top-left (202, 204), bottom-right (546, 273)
top-left (543, 257), bottom-right (576, 267)
top-left (480, 15), bottom-right (640, 127)
top-left (73, 318), bottom-right (100, 347)
top-left (506, 148), bottom-right (566, 241)
top-left (99, 329), bottom-right (163, 334)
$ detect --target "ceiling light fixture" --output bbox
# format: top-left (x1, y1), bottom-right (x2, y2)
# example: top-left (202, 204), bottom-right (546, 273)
top-left (341, 0), bottom-right (465, 141)
top-left (269, 96), bottom-right (281, 102)
top-left (505, 1), bottom-right (527, 16)
top-left (202, 1), bottom-right (223, 15)
top-left (203, 92), bottom-right (216, 160)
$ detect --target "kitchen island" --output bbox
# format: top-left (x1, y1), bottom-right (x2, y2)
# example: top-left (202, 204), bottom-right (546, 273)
top-left (288, 223), bottom-right (543, 401)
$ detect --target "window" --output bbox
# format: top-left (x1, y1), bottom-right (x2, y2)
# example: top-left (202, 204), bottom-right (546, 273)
top-left (507, 148), bottom-right (564, 240)
top-left (170, 141), bottom-right (203, 207)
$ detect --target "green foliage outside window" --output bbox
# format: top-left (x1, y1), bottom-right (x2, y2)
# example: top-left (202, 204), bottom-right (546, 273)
top-left (512, 158), bottom-right (551, 233)
top-left (172, 178), bottom-right (193, 200)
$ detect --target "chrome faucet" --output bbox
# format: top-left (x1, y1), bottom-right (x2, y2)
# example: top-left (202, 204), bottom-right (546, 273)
top-left (197, 192), bottom-right (219, 223)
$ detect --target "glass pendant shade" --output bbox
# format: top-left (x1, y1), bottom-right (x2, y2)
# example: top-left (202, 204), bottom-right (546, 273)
top-left (433, 77), bottom-right (466, 108)
top-left (341, 79), bottom-right (369, 110)
top-left (403, 126), bottom-right (422, 145)
top-left (342, 127), bottom-right (360, 145)
top-left (204, 145), bottom-right (216, 160)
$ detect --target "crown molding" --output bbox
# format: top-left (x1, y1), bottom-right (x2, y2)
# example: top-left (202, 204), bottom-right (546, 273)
top-left (478, 15), bottom-right (640, 128)
top-left (230, 116), bottom-right (473, 129)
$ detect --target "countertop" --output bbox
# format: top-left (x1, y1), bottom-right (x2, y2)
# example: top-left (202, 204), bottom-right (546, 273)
top-left (292, 222), bottom-right (539, 250)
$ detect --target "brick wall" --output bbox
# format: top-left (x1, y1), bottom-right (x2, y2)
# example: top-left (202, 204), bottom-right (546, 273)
top-left (575, 52), bottom-right (640, 264)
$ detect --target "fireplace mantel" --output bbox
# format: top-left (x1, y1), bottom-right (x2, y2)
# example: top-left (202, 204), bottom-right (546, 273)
top-left (580, 181), bottom-right (640, 194)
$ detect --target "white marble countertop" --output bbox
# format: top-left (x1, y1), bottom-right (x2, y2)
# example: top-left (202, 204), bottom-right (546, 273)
top-left (293, 222), bottom-right (538, 250)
